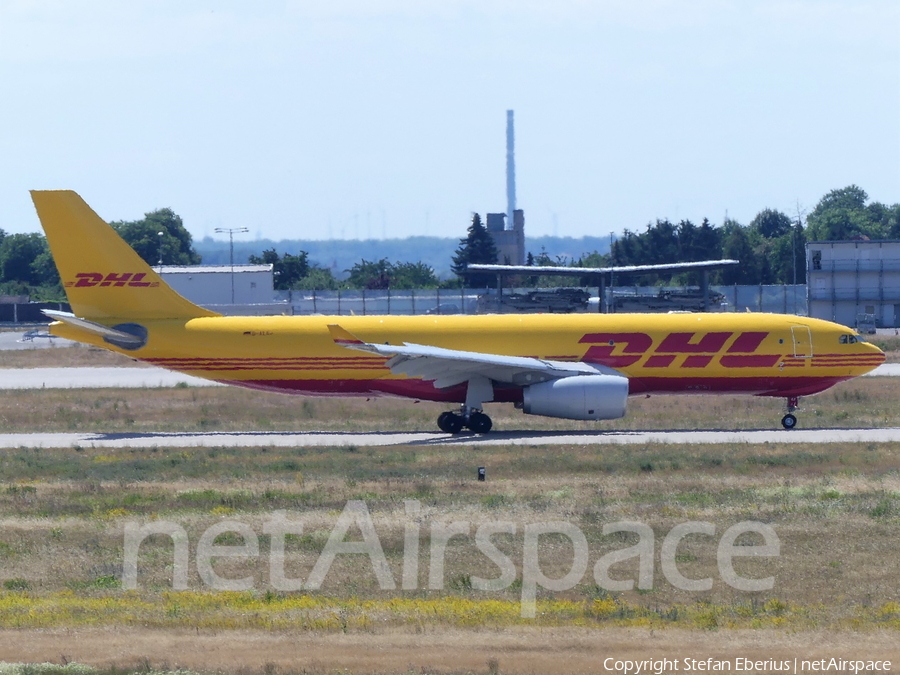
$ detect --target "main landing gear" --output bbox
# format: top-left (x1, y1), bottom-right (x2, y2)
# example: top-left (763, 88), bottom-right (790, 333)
top-left (781, 396), bottom-right (799, 430)
top-left (436, 375), bottom-right (494, 434)
top-left (437, 409), bottom-right (493, 434)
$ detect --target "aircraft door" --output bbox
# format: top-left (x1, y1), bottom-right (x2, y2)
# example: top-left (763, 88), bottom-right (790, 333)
top-left (790, 325), bottom-right (813, 358)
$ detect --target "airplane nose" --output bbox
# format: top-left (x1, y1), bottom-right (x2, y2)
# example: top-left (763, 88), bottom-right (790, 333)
top-left (864, 340), bottom-right (886, 367)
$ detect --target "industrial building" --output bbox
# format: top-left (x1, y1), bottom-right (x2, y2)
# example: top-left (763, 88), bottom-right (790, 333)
top-left (483, 109), bottom-right (526, 265)
top-left (486, 211), bottom-right (526, 265)
top-left (807, 240), bottom-right (900, 329)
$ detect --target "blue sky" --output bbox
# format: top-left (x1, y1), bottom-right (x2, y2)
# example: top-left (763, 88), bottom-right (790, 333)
top-left (1, 0), bottom-right (897, 244)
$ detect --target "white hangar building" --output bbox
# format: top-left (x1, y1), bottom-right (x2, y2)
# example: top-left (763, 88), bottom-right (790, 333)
top-left (159, 264), bottom-right (274, 307)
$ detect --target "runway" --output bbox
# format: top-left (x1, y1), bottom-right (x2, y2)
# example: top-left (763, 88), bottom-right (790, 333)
top-left (3, 426), bottom-right (900, 449)
top-left (0, 366), bottom-right (219, 389)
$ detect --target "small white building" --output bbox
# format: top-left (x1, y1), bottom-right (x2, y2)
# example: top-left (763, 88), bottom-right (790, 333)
top-left (159, 264), bottom-right (274, 306)
top-left (807, 240), bottom-right (900, 329)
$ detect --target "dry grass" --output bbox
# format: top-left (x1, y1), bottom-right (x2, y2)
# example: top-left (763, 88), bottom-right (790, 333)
top-left (0, 440), bottom-right (899, 627)
top-left (0, 376), bottom-right (896, 433)
top-left (869, 334), bottom-right (900, 362)
top-left (2, 627), bottom-right (897, 675)
top-left (0, 345), bottom-right (146, 369)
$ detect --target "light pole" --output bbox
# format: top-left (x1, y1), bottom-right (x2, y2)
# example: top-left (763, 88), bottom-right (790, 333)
top-left (215, 227), bottom-right (249, 304)
top-left (157, 231), bottom-right (165, 271)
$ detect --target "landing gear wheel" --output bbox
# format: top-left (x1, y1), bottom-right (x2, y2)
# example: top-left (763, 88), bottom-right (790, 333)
top-left (466, 412), bottom-right (493, 433)
top-left (437, 411), bottom-right (464, 434)
top-left (781, 413), bottom-right (797, 430)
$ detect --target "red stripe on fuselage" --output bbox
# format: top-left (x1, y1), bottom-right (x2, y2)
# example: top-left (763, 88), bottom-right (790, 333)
top-left (215, 374), bottom-right (853, 403)
top-left (719, 354), bottom-right (781, 368)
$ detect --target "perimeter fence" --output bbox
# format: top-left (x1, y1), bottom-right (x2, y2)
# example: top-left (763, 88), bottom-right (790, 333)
top-left (265, 285), bottom-right (807, 317)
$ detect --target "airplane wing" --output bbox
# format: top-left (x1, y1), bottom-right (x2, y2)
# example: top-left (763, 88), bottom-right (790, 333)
top-left (327, 324), bottom-right (616, 389)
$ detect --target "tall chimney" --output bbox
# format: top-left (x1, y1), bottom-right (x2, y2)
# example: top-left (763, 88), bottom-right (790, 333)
top-left (506, 109), bottom-right (516, 231)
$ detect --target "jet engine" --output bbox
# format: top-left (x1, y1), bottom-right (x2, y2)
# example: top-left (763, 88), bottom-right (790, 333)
top-left (522, 374), bottom-right (629, 421)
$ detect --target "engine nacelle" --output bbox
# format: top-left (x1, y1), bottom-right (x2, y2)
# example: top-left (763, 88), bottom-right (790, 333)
top-left (522, 374), bottom-right (629, 421)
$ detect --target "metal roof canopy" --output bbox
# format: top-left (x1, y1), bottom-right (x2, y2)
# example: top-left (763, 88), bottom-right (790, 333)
top-left (465, 259), bottom-right (740, 313)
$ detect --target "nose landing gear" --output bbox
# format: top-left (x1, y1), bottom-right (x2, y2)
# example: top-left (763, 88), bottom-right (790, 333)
top-left (781, 396), bottom-right (799, 430)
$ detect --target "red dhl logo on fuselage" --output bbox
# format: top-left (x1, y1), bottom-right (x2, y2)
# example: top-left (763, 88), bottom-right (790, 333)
top-left (65, 273), bottom-right (159, 288)
top-left (580, 331), bottom-right (782, 369)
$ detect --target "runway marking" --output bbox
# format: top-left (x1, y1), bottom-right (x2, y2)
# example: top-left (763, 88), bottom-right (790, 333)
top-left (2, 427), bottom-right (900, 449)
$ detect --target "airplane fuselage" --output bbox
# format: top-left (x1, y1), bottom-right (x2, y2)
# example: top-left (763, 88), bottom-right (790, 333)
top-left (50, 311), bottom-right (884, 403)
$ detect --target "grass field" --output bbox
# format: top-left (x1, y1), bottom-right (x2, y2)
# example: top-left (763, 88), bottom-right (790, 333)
top-left (1, 341), bottom-right (899, 673)
top-left (0, 375), bottom-right (897, 433)
top-left (0, 436), bottom-right (899, 670)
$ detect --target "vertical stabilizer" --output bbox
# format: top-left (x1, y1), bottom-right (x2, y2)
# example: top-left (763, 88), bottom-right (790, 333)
top-left (31, 190), bottom-right (219, 321)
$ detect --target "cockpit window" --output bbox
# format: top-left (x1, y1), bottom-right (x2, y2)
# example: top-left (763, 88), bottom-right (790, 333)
top-left (839, 334), bottom-right (860, 344)
top-left (839, 335), bottom-right (848, 344)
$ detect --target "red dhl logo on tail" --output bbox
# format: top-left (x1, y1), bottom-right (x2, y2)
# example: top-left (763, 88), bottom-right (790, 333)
top-left (580, 331), bottom-right (781, 369)
top-left (65, 273), bottom-right (159, 288)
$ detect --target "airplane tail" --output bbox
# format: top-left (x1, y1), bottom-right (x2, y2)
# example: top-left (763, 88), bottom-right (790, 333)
top-left (31, 190), bottom-right (219, 322)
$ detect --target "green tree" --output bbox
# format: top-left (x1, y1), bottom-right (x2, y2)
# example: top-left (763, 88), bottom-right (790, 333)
top-left (390, 261), bottom-right (439, 289)
top-left (610, 229), bottom-right (643, 266)
top-left (346, 258), bottom-right (393, 289)
top-left (695, 218), bottom-right (721, 259)
top-left (518, 247), bottom-right (572, 288)
top-left (0, 233), bottom-right (50, 286)
top-left (751, 208), bottom-right (793, 239)
top-left (868, 201), bottom-right (900, 237)
top-left (248, 249), bottom-right (310, 290)
top-left (451, 213), bottom-right (499, 287)
top-left (343, 258), bottom-right (438, 290)
top-left (813, 185), bottom-right (868, 213)
top-left (720, 220), bottom-right (760, 285)
top-left (29, 248), bottom-right (62, 288)
top-left (294, 266), bottom-right (338, 290)
top-left (769, 221), bottom-right (806, 285)
top-left (805, 185), bottom-right (891, 241)
top-left (644, 219), bottom-right (678, 264)
top-left (111, 208), bottom-right (201, 266)
top-left (573, 251), bottom-right (609, 288)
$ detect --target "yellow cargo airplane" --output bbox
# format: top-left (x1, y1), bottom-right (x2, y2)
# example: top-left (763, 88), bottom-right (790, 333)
top-left (31, 190), bottom-right (885, 433)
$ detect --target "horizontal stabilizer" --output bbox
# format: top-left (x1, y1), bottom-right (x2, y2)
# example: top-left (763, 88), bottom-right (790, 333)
top-left (43, 310), bottom-right (146, 348)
